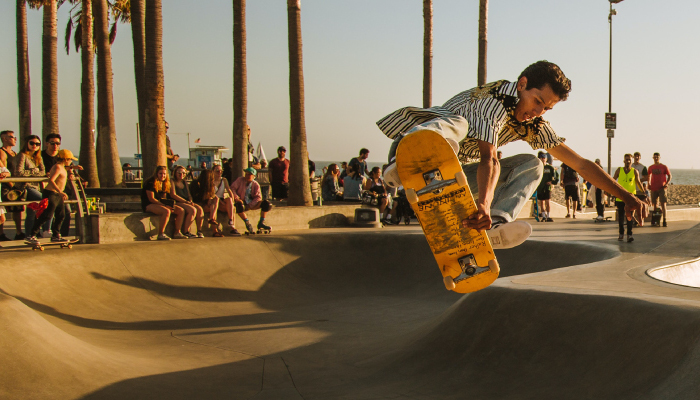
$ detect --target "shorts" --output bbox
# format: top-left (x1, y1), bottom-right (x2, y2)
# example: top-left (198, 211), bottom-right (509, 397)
top-left (271, 182), bottom-right (289, 200)
top-left (564, 185), bottom-right (580, 202)
top-left (235, 200), bottom-right (272, 214)
top-left (536, 190), bottom-right (551, 201)
top-left (651, 188), bottom-right (667, 204)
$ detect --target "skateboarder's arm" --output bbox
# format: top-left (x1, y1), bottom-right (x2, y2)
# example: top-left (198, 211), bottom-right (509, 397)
top-left (466, 140), bottom-right (499, 232)
top-left (549, 144), bottom-right (648, 224)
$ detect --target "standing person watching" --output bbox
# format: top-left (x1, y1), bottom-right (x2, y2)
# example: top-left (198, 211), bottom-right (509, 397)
top-left (342, 165), bottom-right (365, 202)
top-left (593, 159), bottom-right (607, 221)
top-left (560, 163), bottom-right (580, 219)
top-left (230, 167), bottom-right (273, 234)
top-left (13, 135), bottom-right (45, 238)
top-left (25, 150), bottom-right (78, 244)
top-left (0, 130), bottom-right (20, 241)
top-left (613, 154), bottom-right (645, 242)
top-left (269, 146), bottom-right (290, 200)
top-left (0, 164), bottom-right (9, 243)
top-left (648, 152), bottom-right (672, 227)
top-left (141, 165), bottom-right (186, 240)
top-left (535, 151), bottom-right (557, 222)
top-left (164, 121), bottom-right (179, 170)
top-left (349, 148), bottom-right (370, 178)
top-left (170, 165), bottom-right (204, 238)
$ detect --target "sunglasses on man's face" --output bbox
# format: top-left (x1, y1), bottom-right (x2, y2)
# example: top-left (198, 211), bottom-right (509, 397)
top-left (29, 141), bottom-right (41, 146)
top-left (49, 142), bottom-right (60, 146)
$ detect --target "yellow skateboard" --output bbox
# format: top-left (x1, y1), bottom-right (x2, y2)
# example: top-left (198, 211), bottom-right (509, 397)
top-left (396, 130), bottom-right (499, 293)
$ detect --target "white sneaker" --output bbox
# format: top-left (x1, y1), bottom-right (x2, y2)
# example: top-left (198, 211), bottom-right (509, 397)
top-left (172, 232), bottom-right (188, 239)
top-left (596, 215), bottom-right (605, 221)
top-left (487, 221), bottom-right (532, 249)
top-left (157, 234), bottom-right (171, 241)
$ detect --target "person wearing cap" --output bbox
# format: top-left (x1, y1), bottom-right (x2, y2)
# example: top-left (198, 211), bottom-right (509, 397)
top-left (269, 146), bottom-right (290, 200)
top-left (535, 151), bottom-right (557, 222)
top-left (230, 167), bottom-right (273, 233)
top-left (26, 149), bottom-right (78, 244)
top-left (40, 133), bottom-right (83, 237)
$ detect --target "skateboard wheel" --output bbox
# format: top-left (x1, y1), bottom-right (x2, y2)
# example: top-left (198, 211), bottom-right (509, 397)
top-left (488, 259), bottom-right (500, 274)
top-left (455, 171), bottom-right (468, 187)
top-left (406, 188), bottom-right (418, 204)
top-left (443, 276), bottom-right (456, 291)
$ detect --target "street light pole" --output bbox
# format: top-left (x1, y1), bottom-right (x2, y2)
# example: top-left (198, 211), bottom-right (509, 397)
top-left (608, 0), bottom-right (623, 175)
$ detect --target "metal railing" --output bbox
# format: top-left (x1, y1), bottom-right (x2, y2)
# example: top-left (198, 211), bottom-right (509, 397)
top-left (1, 177), bottom-right (90, 243)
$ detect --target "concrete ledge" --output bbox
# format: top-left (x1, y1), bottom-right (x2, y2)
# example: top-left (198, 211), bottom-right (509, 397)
top-left (89, 204), bottom-right (369, 243)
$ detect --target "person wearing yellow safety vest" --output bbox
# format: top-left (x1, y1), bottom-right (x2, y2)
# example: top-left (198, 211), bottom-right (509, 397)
top-left (612, 154), bottom-right (645, 243)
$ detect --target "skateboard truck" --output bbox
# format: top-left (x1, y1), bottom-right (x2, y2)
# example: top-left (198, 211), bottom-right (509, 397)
top-left (443, 254), bottom-right (495, 291)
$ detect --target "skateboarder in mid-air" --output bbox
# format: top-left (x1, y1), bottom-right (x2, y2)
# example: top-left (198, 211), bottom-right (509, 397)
top-left (379, 60), bottom-right (648, 247)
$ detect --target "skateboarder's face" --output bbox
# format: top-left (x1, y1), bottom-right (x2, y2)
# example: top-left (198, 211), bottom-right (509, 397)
top-left (514, 77), bottom-right (560, 123)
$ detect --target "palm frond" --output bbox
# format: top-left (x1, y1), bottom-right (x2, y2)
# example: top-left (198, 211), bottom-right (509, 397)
top-left (110, 0), bottom-right (131, 23)
top-left (64, 13), bottom-right (74, 55)
top-left (74, 20), bottom-right (82, 53)
top-left (27, 0), bottom-right (44, 10)
top-left (109, 20), bottom-right (117, 45)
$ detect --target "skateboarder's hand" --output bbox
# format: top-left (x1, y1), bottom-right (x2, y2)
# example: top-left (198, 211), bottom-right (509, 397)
top-left (462, 205), bottom-right (492, 233)
top-left (626, 199), bottom-right (648, 226)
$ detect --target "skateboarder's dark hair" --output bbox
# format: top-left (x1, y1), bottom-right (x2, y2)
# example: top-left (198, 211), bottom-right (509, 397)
top-left (518, 61), bottom-right (571, 101)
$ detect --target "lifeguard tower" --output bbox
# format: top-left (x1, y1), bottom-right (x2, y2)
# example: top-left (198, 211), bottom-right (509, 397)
top-left (188, 146), bottom-right (229, 169)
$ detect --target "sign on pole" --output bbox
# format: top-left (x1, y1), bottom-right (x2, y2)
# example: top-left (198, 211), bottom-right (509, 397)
top-left (607, 129), bottom-right (615, 138)
top-left (605, 113), bottom-right (617, 129)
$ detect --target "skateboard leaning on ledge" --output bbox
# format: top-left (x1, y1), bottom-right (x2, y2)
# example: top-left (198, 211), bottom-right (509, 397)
top-left (396, 130), bottom-right (499, 293)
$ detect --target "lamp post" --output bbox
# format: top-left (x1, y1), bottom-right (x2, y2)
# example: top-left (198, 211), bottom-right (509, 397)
top-left (607, 0), bottom-right (624, 175)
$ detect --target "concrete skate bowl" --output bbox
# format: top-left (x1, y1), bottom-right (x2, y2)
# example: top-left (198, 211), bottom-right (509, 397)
top-left (648, 257), bottom-right (700, 288)
top-left (3, 231), bottom-right (699, 399)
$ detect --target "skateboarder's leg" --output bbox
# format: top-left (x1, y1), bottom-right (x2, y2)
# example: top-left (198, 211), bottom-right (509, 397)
top-left (462, 154), bottom-right (543, 224)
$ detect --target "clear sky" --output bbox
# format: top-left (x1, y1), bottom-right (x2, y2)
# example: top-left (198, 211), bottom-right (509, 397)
top-left (1, 0), bottom-right (698, 169)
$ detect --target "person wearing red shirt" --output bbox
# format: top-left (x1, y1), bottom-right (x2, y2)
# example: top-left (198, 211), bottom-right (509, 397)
top-left (647, 152), bottom-right (672, 227)
top-left (268, 146), bottom-right (290, 200)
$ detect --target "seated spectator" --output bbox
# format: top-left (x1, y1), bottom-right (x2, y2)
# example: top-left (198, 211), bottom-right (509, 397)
top-left (13, 135), bottom-right (45, 239)
top-left (222, 158), bottom-right (232, 181)
top-left (185, 165), bottom-right (194, 181)
top-left (26, 150), bottom-right (78, 244)
top-left (364, 166), bottom-right (391, 223)
top-left (230, 167), bottom-right (272, 234)
top-left (321, 163), bottom-right (343, 202)
top-left (189, 169), bottom-right (223, 237)
top-left (0, 164), bottom-right (9, 243)
top-left (342, 165), bottom-right (365, 202)
top-left (170, 165), bottom-right (204, 238)
top-left (339, 161), bottom-right (348, 185)
top-left (308, 158), bottom-right (316, 179)
top-left (141, 165), bottom-right (186, 240)
top-left (123, 163), bottom-right (135, 181)
top-left (211, 163), bottom-right (239, 235)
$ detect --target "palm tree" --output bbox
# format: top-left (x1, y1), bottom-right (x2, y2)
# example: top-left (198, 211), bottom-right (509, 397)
top-left (477, 0), bottom-right (488, 86)
top-left (143, 0), bottom-right (166, 177)
top-left (286, 0), bottom-right (312, 206)
top-left (232, 0), bottom-right (247, 183)
top-left (129, 0), bottom-right (148, 167)
top-left (423, 0), bottom-right (432, 108)
top-left (94, 0), bottom-right (123, 187)
top-left (42, 0), bottom-right (59, 141)
top-left (16, 0), bottom-right (35, 148)
top-left (76, 0), bottom-right (99, 187)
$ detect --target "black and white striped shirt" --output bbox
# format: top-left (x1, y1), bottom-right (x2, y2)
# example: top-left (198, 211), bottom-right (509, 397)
top-left (377, 80), bottom-right (565, 163)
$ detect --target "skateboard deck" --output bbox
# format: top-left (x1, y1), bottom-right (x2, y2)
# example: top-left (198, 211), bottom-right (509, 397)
top-left (25, 238), bottom-right (79, 251)
top-left (396, 130), bottom-right (499, 294)
top-left (594, 216), bottom-right (612, 223)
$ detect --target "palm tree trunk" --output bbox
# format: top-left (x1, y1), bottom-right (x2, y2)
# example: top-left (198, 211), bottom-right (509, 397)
top-left (232, 0), bottom-right (247, 183)
top-left (94, 0), bottom-right (123, 187)
top-left (79, 0), bottom-right (99, 187)
top-left (477, 0), bottom-right (488, 86)
top-left (130, 0), bottom-right (147, 166)
top-left (42, 0), bottom-right (59, 141)
top-left (144, 0), bottom-right (167, 177)
top-left (423, 0), bottom-right (432, 108)
top-left (16, 0), bottom-right (32, 148)
top-left (286, 0), bottom-right (312, 206)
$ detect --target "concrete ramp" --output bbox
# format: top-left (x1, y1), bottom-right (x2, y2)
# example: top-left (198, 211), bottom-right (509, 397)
top-left (2, 226), bottom-right (700, 399)
top-left (649, 258), bottom-right (700, 288)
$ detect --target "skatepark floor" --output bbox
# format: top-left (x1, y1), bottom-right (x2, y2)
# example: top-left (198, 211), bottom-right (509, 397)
top-left (2, 218), bottom-right (700, 399)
